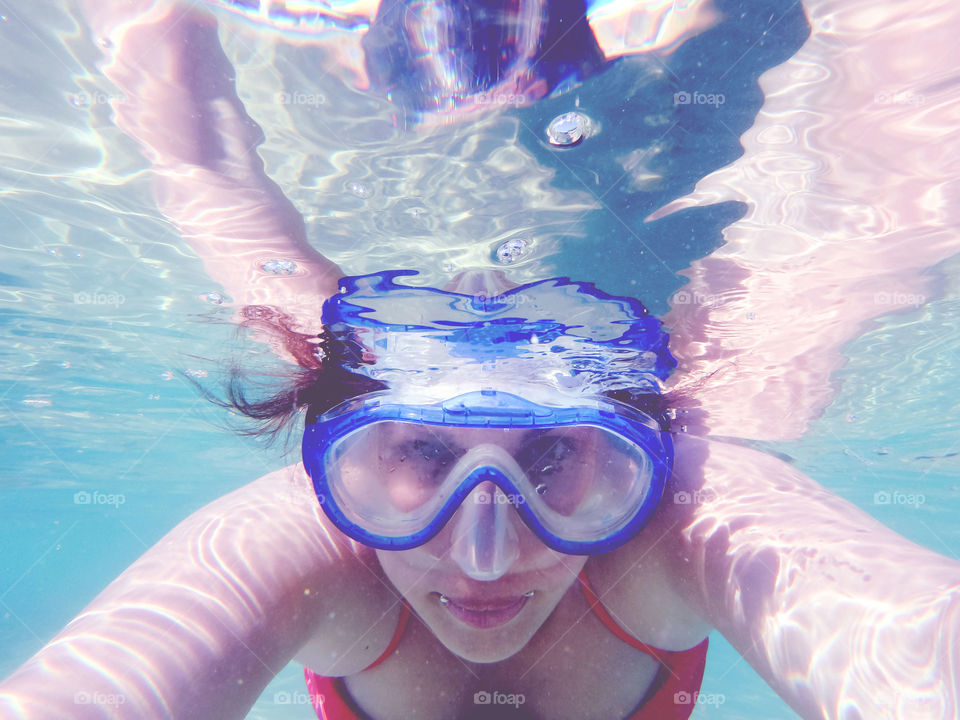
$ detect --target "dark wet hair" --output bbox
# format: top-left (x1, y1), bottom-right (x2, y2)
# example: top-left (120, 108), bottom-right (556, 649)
top-left (206, 304), bottom-right (687, 447)
top-left (197, 305), bottom-right (382, 448)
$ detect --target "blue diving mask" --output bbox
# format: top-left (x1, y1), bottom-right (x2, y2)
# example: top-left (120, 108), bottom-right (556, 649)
top-left (302, 271), bottom-right (676, 579)
top-left (303, 388), bottom-right (672, 566)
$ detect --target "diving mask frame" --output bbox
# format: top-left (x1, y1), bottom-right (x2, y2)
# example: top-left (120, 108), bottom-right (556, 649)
top-left (302, 388), bottom-right (673, 556)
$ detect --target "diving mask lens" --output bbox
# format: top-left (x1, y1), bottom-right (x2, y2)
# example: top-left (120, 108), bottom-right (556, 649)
top-left (305, 391), bottom-right (669, 554)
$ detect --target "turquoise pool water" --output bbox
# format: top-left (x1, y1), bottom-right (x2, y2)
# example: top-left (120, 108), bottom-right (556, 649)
top-left (2, 0), bottom-right (959, 718)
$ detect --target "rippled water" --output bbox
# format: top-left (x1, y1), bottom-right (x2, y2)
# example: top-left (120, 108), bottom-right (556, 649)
top-left (2, 0), bottom-right (959, 718)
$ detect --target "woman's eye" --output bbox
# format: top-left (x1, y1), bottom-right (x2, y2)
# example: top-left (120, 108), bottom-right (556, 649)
top-left (408, 438), bottom-right (456, 466)
top-left (518, 435), bottom-right (575, 477)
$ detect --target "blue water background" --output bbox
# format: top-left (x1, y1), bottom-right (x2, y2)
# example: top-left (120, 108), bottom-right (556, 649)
top-left (2, 1), bottom-right (960, 718)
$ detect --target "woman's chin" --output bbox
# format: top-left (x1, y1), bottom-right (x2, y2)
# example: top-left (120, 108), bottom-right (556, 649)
top-left (454, 645), bottom-right (523, 664)
top-left (438, 628), bottom-right (532, 663)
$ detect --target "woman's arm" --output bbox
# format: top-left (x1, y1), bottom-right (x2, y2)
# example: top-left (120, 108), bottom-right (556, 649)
top-left (661, 0), bottom-right (960, 441)
top-left (660, 434), bottom-right (960, 719)
top-left (83, 0), bottom-right (342, 331)
top-left (0, 465), bottom-right (399, 719)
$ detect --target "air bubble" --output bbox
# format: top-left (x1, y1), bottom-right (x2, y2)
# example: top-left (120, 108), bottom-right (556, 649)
top-left (259, 259), bottom-right (298, 275)
top-left (495, 238), bottom-right (528, 264)
top-left (546, 112), bottom-right (586, 147)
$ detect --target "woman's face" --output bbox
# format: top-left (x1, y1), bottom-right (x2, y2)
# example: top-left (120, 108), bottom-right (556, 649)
top-left (376, 520), bottom-right (587, 663)
top-left (369, 424), bottom-right (593, 663)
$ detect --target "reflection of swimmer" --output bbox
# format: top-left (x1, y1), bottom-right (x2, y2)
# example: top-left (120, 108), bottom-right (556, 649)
top-left (3, 1), bottom-right (960, 719)
top-left (204, 0), bottom-right (719, 124)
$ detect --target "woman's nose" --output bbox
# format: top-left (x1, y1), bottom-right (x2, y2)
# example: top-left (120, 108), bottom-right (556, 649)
top-left (449, 481), bottom-right (521, 581)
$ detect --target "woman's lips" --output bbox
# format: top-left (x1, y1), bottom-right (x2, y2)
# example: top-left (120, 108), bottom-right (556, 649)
top-left (441, 594), bottom-right (530, 629)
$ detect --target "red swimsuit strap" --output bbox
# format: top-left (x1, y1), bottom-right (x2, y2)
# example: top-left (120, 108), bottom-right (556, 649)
top-left (363, 599), bottom-right (413, 671)
top-left (577, 566), bottom-right (668, 663)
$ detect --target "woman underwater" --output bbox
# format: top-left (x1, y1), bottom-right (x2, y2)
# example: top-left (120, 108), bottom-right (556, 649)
top-left (2, 0), bottom-right (960, 719)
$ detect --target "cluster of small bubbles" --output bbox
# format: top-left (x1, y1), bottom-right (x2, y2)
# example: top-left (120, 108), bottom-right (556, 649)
top-left (546, 112), bottom-right (587, 147)
top-left (348, 182), bottom-right (371, 198)
top-left (185, 369), bottom-right (208, 378)
top-left (495, 238), bottom-right (528, 264)
top-left (259, 258), bottom-right (298, 275)
top-left (203, 291), bottom-right (226, 305)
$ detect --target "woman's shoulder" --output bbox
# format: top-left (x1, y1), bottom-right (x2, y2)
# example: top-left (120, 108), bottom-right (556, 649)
top-left (582, 436), bottom-right (717, 652)
top-left (211, 464), bottom-right (403, 675)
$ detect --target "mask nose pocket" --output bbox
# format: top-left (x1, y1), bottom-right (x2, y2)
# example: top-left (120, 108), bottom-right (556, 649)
top-left (450, 478), bottom-right (521, 581)
top-left (445, 446), bottom-right (527, 581)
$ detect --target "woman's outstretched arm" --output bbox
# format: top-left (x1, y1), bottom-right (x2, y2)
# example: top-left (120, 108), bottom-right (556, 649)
top-left (82, 0), bottom-right (342, 330)
top-left (658, 434), bottom-right (960, 719)
top-left (0, 464), bottom-right (399, 720)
